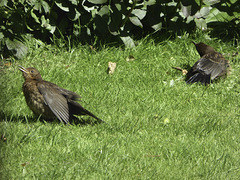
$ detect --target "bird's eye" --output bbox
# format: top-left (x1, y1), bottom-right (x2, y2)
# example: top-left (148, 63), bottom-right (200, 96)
top-left (31, 70), bottom-right (34, 73)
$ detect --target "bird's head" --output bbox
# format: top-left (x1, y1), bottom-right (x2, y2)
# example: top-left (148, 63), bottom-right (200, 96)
top-left (192, 41), bottom-right (216, 57)
top-left (18, 65), bottom-right (42, 81)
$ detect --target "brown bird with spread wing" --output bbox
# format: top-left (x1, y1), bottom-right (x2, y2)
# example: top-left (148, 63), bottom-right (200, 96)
top-left (186, 42), bottom-right (230, 84)
top-left (19, 66), bottom-right (104, 124)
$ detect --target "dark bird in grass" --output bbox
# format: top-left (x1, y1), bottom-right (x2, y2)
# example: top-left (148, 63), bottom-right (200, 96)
top-left (186, 42), bottom-right (231, 85)
top-left (18, 66), bottom-right (104, 124)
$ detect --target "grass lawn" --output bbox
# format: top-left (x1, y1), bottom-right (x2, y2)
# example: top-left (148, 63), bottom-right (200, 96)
top-left (1, 33), bottom-right (240, 179)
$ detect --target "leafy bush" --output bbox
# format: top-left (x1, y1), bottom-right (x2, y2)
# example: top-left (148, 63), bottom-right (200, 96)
top-left (0, 0), bottom-right (239, 59)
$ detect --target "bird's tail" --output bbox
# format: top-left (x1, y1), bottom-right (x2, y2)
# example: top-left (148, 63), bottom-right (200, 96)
top-left (81, 108), bottom-right (105, 124)
top-left (69, 101), bottom-right (105, 123)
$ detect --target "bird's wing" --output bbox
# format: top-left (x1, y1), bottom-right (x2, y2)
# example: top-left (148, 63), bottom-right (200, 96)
top-left (194, 56), bottom-right (226, 80)
top-left (58, 88), bottom-right (81, 100)
top-left (186, 72), bottom-right (211, 84)
top-left (45, 82), bottom-right (81, 100)
top-left (37, 83), bottom-right (70, 124)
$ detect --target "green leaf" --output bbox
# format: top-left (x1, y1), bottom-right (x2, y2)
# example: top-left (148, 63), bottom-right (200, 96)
top-left (151, 22), bottom-right (162, 31)
top-left (109, 30), bottom-right (119, 36)
top-left (131, 9), bottom-right (146, 20)
top-left (203, 0), bottom-right (220, 6)
top-left (87, 0), bottom-right (107, 4)
top-left (186, 16), bottom-right (194, 24)
top-left (129, 16), bottom-right (143, 28)
top-left (206, 8), bottom-right (234, 23)
top-left (194, 18), bottom-right (207, 30)
top-left (41, 15), bottom-right (48, 26)
top-left (200, 7), bottom-right (210, 18)
top-left (41, 1), bottom-right (50, 13)
top-left (0, 32), bottom-right (4, 39)
top-left (120, 36), bottom-right (135, 48)
top-left (31, 0), bottom-right (50, 13)
top-left (97, 5), bottom-right (109, 17)
top-left (181, 4), bottom-right (191, 18)
top-left (144, 0), bottom-right (156, 6)
top-left (55, 1), bottom-right (69, 12)
top-left (194, 7), bottom-right (210, 19)
top-left (0, 0), bottom-right (8, 6)
top-left (5, 38), bottom-right (28, 59)
top-left (68, 8), bottom-right (81, 21)
top-left (41, 15), bottom-right (56, 34)
top-left (31, 9), bottom-right (40, 24)
top-left (229, 0), bottom-right (238, 3)
top-left (69, 0), bottom-right (78, 5)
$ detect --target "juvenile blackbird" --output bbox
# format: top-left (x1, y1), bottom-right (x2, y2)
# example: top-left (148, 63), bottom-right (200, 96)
top-left (18, 65), bottom-right (104, 124)
top-left (186, 42), bottom-right (230, 85)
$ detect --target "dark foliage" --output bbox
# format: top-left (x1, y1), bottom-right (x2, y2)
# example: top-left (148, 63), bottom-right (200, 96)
top-left (0, 0), bottom-right (239, 58)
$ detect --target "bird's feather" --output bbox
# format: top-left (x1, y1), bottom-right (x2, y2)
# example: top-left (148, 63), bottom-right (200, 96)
top-left (186, 42), bottom-right (229, 85)
top-left (37, 83), bottom-right (70, 124)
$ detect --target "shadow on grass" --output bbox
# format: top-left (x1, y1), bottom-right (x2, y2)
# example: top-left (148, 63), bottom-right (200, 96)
top-left (0, 111), bottom-right (104, 126)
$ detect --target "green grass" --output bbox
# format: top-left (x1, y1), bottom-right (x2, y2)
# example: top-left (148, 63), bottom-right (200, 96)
top-left (1, 33), bottom-right (240, 179)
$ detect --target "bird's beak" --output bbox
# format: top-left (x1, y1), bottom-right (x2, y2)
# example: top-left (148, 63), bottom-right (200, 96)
top-left (18, 65), bottom-right (28, 74)
top-left (192, 41), bottom-right (196, 45)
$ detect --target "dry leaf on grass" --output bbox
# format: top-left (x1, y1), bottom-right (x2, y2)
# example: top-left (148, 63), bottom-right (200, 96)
top-left (108, 62), bottom-right (116, 74)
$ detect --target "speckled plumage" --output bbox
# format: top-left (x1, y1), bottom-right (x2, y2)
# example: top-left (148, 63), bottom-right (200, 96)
top-left (19, 66), bottom-right (104, 124)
